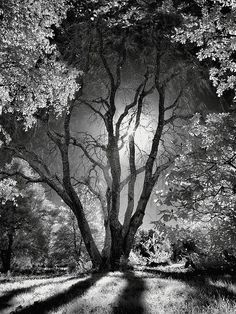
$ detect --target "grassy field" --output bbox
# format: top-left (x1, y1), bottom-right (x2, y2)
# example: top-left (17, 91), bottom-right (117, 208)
top-left (1, 267), bottom-right (236, 314)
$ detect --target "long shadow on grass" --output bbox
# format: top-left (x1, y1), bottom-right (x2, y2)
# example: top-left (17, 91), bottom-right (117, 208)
top-left (12, 272), bottom-right (106, 314)
top-left (113, 271), bottom-right (146, 314)
top-left (0, 276), bottom-right (79, 311)
top-left (144, 268), bottom-right (236, 307)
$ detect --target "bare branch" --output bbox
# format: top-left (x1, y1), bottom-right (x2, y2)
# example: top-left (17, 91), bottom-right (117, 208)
top-left (91, 97), bottom-right (110, 109)
top-left (115, 36), bottom-right (126, 89)
top-left (115, 73), bottom-right (150, 139)
top-left (80, 99), bottom-right (107, 124)
top-left (74, 132), bottom-right (107, 151)
top-left (120, 166), bottom-right (145, 191)
top-left (165, 88), bottom-right (183, 112)
top-left (164, 113), bottom-right (193, 125)
top-left (3, 144), bottom-right (71, 205)
top-left (152, 158), bottom-right (176, 182)
top-left (70, 136), bottom-right (106, 170)
top-left (97, 27), bottom-right (116, 112)
top-left (0, 170), bottom-right (43, 184)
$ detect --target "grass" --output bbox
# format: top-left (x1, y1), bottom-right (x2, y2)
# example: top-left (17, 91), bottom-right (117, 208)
top-left (1, 267), bottom-right (236, 313)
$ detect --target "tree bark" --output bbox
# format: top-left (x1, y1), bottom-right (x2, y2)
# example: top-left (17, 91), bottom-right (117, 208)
top-left (72, 205), bottom-right (102, 268)
top-left (110, 224), bottom-right (123, 270)
top-left (100, 220), bottom-right (112, 270)
top-left (1, 232), bottom-right (13, 273)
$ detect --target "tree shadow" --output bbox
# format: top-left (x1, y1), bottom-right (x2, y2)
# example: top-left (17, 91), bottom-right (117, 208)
top-left (0, 276), bottom-right (79, 311)
top-left (12, 272), bottom-right (106, 314)
top-left (143, 268), bottom-right (236, 307)
top-left (113, 271), bottom-right (146, 314)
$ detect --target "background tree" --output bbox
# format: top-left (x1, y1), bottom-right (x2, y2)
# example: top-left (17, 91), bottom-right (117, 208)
top-left (0, 169), bottom-right (52, 273)
top-left (49, 189), bottom-right (104, 269)
top-left (154, 112), bottom-right (236, 268)
top-left (49, 207), bottom-right (85, 267)
top-left (157, 113), bottom-right (236, 222)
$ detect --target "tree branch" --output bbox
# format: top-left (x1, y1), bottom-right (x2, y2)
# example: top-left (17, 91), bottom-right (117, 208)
top-left (97, 27), bottom-right (116, 112)
top-left (115, 73), bottom-right (150, 139)
top-left (0, 170), bottom-right (43, 184)
top-left (164, 88), bottom-right (183, 112)
top-left (115, 36), bottom-right (126, 89)
top-left (120, 166), bottom-right (145, 191)
top-left (70, 136), bottom-right (107, 170)
top-left (80, 99), bottom-right (107, 125)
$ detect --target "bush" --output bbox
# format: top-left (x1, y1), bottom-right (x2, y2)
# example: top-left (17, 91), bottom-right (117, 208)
top-left (167, 220), bottom-right (236, 270)
top-left (133, 228), bottom-right (172, 265)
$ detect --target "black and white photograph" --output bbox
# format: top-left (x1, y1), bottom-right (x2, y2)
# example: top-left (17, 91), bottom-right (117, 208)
top-left (0, 0), bottom-right (236, 313)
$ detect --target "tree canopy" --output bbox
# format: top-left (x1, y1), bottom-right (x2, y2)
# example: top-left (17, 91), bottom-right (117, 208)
top-left (173, 0), bottom-right (236, 99)
top-left (157, 113), bottom-right (236, 221)
top-left (0, 0), bottom-right (79, 128)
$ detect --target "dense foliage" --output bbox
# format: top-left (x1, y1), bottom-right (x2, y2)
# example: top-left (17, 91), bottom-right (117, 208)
top-left (0, 0), bottom-right (79, 128)
top-left (157, 113), bottom-right (236, 221)
top-left (154, 112), bottom-right (236, 269)
top-left (173, 0), bottom-right (236, 99)
top-left (0, 171), bottom-right (51, 272)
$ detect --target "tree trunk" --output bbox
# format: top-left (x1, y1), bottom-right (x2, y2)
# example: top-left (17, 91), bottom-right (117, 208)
top-left (101, 220), bottom-right (112, 270)
top-left (110, 224), bottom-right (123, 270)
top-left (73, 206), bottom-right (102, 268)
top-left (1, 250), bottom-right (12, 273)
top-left (124, 207), bottom-right (150, 258)
top-left (1, 233), bottom-right (13, 273)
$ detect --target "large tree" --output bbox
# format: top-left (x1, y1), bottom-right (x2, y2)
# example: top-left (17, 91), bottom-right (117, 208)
top-left (0, 0), bottom-right (215, 269)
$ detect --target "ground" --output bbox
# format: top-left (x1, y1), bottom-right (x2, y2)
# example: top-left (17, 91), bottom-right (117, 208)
top-left (1, 266), bottom-right (236, 314)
